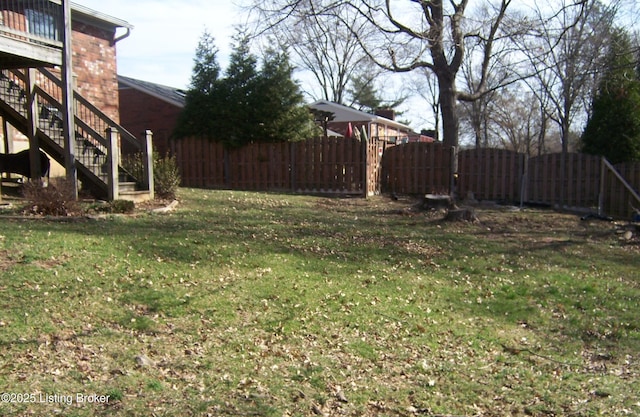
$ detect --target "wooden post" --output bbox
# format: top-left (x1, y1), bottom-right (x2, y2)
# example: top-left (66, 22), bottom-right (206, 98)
top-left (106, 127), bottom-right (119, 201)
top-left (449, 146), bottom-right (458, 199)
top-left (2, 119), bottom-right (10, 154)
top-left (598, 156), bottom-right (605, 216)
top-left (26, 68), bottom-right (41, 180)
top-left (143, 130), bottom-right (154, 200)
top-left (61, 0), bottom-right (77, 198)
top-left (520, 155), bottom-right (529, 208)
top-left (290, 141), bottom-right (297, 192)
top-left (362, 132), bottom-right (369, 198)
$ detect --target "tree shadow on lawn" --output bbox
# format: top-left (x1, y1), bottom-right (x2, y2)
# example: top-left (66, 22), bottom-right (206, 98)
top-left (11, 202), bottom-right (444, 272)
top-left (8, 203), bottom-right (638, 339)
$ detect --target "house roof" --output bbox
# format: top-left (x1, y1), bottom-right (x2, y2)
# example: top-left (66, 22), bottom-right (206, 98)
top-left (71, 2), bottom-right (134, 30)
top-left (309, 100), bottom-right (411, 131)
top-left (118, 75), bottom-right (186, 108)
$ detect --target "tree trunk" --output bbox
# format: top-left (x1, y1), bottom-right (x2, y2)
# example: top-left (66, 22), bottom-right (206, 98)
top-left (438, 73), bottom-right (459, 149)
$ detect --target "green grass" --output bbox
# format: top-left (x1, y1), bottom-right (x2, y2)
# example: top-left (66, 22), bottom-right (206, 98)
top-left (0, 188), bottom-right (638, 416)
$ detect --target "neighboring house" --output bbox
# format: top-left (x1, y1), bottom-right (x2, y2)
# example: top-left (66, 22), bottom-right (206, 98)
top-left (0, 1), bottom-right (153, 201)
top-left (309, 100), bottom-right (415, 143)
top-left (407, 131), bottom-right (436, 143)
top-left (118, 75), bottom-right (186, 157)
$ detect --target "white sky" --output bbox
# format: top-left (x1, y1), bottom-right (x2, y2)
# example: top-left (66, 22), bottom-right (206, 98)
top-left (77, 0), bottom-right (243, 89)
top-left (73, 0), bottom-right (436, 132)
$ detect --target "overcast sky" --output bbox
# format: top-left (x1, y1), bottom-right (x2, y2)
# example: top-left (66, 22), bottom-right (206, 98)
top-left (74, 0), bottom-right (434, 131)
top-left (77, 0), bottom-right (244, 89)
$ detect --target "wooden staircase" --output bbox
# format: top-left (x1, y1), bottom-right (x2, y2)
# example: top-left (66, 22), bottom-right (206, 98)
top-left (0, 68), bottom-right (153, 202)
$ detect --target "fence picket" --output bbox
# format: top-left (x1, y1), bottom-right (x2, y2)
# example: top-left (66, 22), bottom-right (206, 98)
top-left (172, 137), bottom-right (639, 218)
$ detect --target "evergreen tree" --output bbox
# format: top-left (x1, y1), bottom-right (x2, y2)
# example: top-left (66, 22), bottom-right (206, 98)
top-left (173, 30), bottom-right (222, 138)
top-left (582, 30), bottom-right (640, 163)
top-left (216, 31), bottom-right (261, 147)
top-left (347, 72), bottom-right (406, 121)
top-left (348, 74), bottom-right (382, 112)
top-left (254, 46), bottom-right (316, 142)
top-left (176, 28), bottom-right (316, 148)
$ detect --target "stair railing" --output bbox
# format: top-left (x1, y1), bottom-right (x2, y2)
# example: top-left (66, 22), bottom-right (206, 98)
top-left (1, 67), bottom-right (152, 198)
top-left (0, 0), bottom-right (63, 50)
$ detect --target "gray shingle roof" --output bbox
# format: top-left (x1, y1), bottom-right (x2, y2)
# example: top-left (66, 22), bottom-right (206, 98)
top-left (118, 75), bottom-right (186, 108)
top-left (309, 100), bottom-right (411, 130)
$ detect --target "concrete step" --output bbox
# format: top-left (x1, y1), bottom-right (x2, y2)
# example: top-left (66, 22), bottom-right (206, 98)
top-left (119, 181), bottom-right (137, 193)
top-left (119, 190), bottom-right (152, 203)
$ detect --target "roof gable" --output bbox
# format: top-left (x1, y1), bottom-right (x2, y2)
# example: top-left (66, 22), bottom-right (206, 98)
top-left (309, 100), bottom-right (410, 130)
top-left (118, 75), bottom-right (186, 108)
top-left (71, 2), bottom-right (134, 30)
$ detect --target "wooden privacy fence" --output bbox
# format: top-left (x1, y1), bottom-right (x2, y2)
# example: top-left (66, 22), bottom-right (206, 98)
top-left (599, 160), bottom-right (640, 219)
top-left (526, 153), bottom-right (602, 209)
top-left (171, 136), bottom-right (640, 219)
top-left (381, 142), bottom-right (453, 194)
top-left (457, 148), bottom-right (525, 202)
top-left (458, 150), bottom-right (639, 219)
top-left (171, 136), bottom-right (384, 196)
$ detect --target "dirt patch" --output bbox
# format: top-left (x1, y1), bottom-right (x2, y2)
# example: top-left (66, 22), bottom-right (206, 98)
top-left (330, 194), bottom-right (640, 253)
top-left (0, 249), bottom-right (18, 272)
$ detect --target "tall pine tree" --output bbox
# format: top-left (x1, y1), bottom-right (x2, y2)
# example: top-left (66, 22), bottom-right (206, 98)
top-left (173, 30), bottom-right (222, 138)
top-left (254, 45), bottom-right (317, 143)
top-left (581, 29), bottom-right (640, 163)
top-left (175, 29), bottom-right (314, 148)
top-left (218, 32), bottom-right (261, 147)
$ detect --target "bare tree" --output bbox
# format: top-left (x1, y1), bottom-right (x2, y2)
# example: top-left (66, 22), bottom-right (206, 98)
top-left (248, 0), bottom-right (377, 104)
top-left (458, 26), bottom-right (510, 148)
top-left (246, 0), bottom-right (515, 148)
top-left (487, 85), bottom-right (547, 155)
top-left (515, 0), bottom-right (616, 154)
top-left (407, 69), bottom-right (441, 139)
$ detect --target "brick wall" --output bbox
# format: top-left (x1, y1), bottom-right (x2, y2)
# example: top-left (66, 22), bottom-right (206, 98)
top-left (71, 22), bottom-right (119, 123)
top-left (39, 21), bottom-right (120, 122)
top-left (119, 87), bottom-right (182, 156)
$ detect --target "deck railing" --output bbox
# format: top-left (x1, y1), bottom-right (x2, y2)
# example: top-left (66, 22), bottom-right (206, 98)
top-left (0, 0), bottom-right (63, 49)
top-left (1, 67), bottom-right (154, 200)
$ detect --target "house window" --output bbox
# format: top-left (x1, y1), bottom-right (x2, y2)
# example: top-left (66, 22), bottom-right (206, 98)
top-left (25, 8), bottom-right (59, 41)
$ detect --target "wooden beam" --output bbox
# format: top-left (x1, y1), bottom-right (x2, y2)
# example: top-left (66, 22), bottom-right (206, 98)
top-left (61, 0), bottom-right (77, 198)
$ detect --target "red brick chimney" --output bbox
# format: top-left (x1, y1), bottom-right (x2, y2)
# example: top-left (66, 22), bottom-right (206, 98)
top-left (375, 108), bottom-right (395, 120)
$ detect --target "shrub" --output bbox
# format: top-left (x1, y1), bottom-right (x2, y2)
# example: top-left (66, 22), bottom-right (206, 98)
top-left (21, 178), bottom-right (80, 216)
top-left (110, 199), bottom-right (135, 214)
top-left (86, 199), bottom-right (135, 215)
top-left (121, 152), bottom-right (181, 200)
top-left (154, 154), bottom-right (181, 199)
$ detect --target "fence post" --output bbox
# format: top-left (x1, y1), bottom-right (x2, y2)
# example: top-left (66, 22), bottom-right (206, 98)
top-left (598, 156), bottom-right (605, 216)
top-left (106, 127), bottom-right (119, 201)
top-left (450, 146), bottom-right (458, 199)
top-left (362, 136), bottom-right (369, 198)
top-left (143, 130), bottom-right (154, 200)
top-left (290, 141), bottom-right (297, 192)
top-left (520, 155), bottom-right (529, 208)
top-left (223, 147), bottom-right (230, 188)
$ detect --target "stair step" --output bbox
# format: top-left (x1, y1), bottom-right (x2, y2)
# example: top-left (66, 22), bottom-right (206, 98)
top-left (118, 190), bottom-right (152, 203)
top-left (2, 69), bottom-right (151, 202)
top-left (119, 181), bottom-right (138, 192)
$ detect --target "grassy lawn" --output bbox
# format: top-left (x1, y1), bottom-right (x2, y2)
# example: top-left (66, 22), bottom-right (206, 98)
top-left (0, 188), bottom-right (638, 416)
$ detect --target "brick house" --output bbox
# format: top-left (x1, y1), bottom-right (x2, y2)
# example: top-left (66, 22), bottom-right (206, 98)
top-left (67, 3), bottom-right (133, 123)
top-left (0, 0), bottom-right (153, 201)
top-left (118, 75), bottom-right (186, 157)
